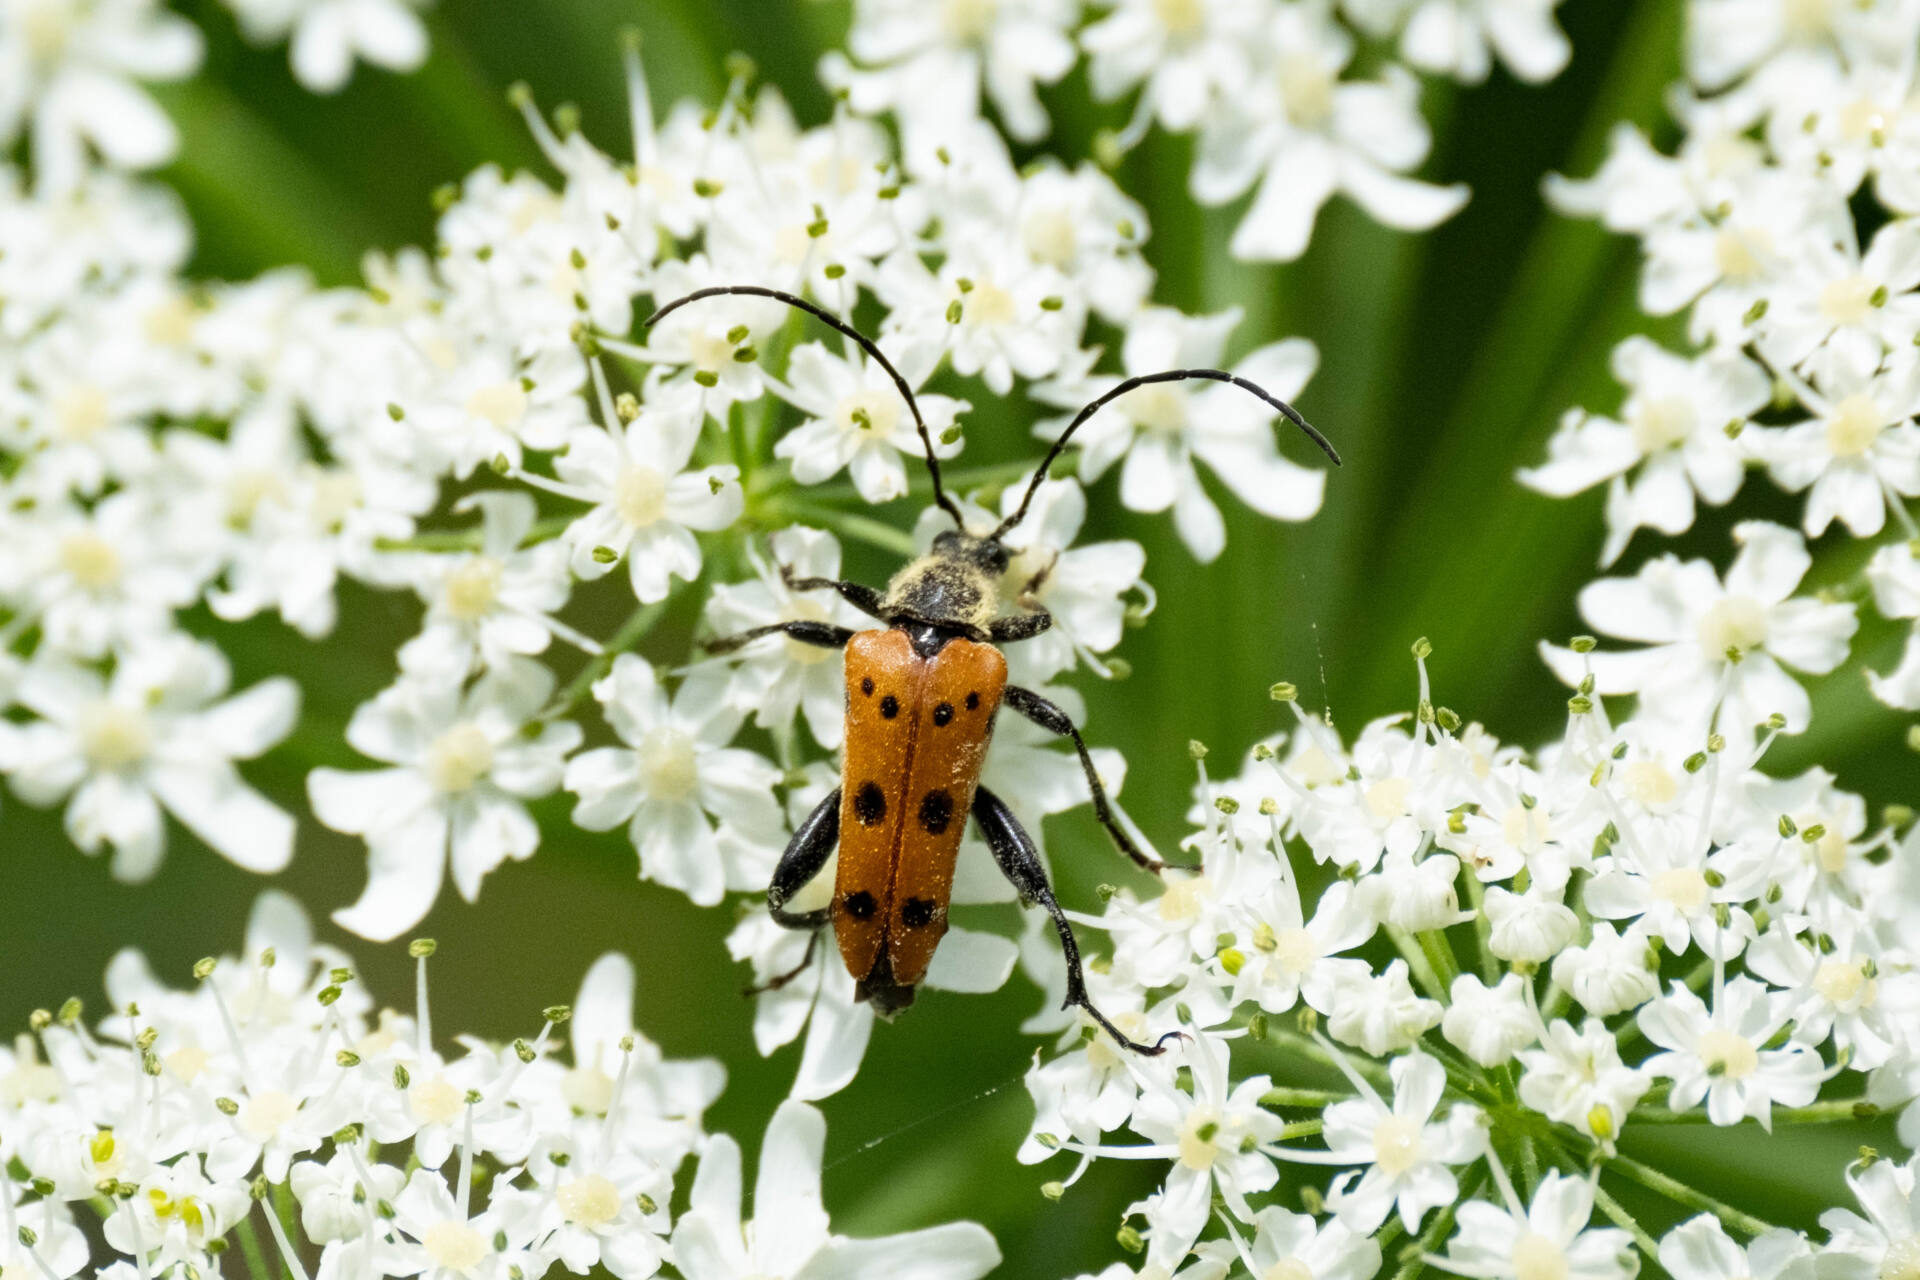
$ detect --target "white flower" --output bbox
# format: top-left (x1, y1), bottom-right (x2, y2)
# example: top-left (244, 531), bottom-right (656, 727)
top-left (1760, 359), bottom-right (1920, 539)
top-left (1443, 972), bottom-right (1540, 1067)
top-left (1324, 959), bottom-right (1443, 1055)
top-left (1432, 1170), bottom-right (1640, 1280)
top-left (1358, 0), bottom-right (1572, 85)
top-left (398, 491), bottom-right (580, 676)
top-left (552, 390), bottom-right (744, 604)
top-left (1484, 884), bottom-right (1580, 963)
top-left (1819, 1153), bottom-right (1920, 1280)
top-left (671, 1099), bottom-right (1001, 1280)
top-left (1516, 1018), bottom-right (1652, 1145)
top-left (1191, 0), bottom-right (1468, 262)
top-left (225, 0), bottom-right (429, 93)
top-left (1045, 306), bottom-right (1323, 562)
top-left (822, 0), bottom-right (1077, 149)
top-left (1316, 1051), bottom-right (1486, 1234)
top-left (771, 340), bottom-right (965, 503)
top-left (564, 654), bottom-right (784, 906)
top-left (1542, 521), bottom-right (1857, 736)
top-left (312, 658), bottom-right (581, 940)
top-left (1519, 338), bottom-right (1769, 565)
top-left (1080, 0), bottom-right (1263, 133)
top-left (0, 0), bottom-right (203, 192)
top-left (1659, 1215), bottom-right (1812, 1280)
top-left (1639, 977), bottom-right (1825, 1128)
top-left (1239, 1207), bottom-right (1381, 1280)
top-left (1551, 922), bottom-right (1659, 1017)
top-left (0, 635), bottom-right (298, 880)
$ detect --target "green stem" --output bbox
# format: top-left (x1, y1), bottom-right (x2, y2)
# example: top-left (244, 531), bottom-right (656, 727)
top-left (543, 598), bottom-right (671, 719)
top-left (1386, 925), bottom-right (1448, 1004)
top-left (776, 502), bottom-right (918, 556)
top-left (1590, 1181), bottom-right (1661, 1260)
top-left (1603, 1153), bottom-right (1779, 1238)
top-left (235, 1217), bottom-right (277, 1280)
top-left (1260, 1086), bottom-right (1355, 1108)
top-left (1279, 1118), bottom-right (1324, 1140)
top-left (1459, 874), bottom-right (1498, 985)
top-left (1264, 1028), bottom-right (1392, 1088)
top-left (1418, 928), bottom-right (1463, 994)
top-left (1628, 1097), bottom-right (1875, 1125)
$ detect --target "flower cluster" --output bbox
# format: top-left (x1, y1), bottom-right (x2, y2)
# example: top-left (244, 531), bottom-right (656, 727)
top-left (1525, 0), bottom-right (1920, 711)
top-left (0, 892), bottom-right (1000, 1279)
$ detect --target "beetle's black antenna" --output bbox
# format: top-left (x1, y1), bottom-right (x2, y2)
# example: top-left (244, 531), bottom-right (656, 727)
top-left (990, 368), bottom-right (1341, 540)
top-left (643, 284), bottom-right (966, 527)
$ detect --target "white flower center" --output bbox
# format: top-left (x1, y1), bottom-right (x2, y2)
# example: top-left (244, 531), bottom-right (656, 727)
top-left (564, 1065), bottom-right (616, 1115)
top-left (1880, 1235), bottom-right (1920, 1280)
top-left (59, 531), bottom-right (123, 589)
top-left (1154, 0), bottom-right (1207, 36)
top-left (1126, 384), bottom-right (1189, 434)
top-left (1157, 874), bottom-right (1211, 922)
top-left (556, 1174), bottom-right (622, 1228)
top-left (1713, 227), bottom-right (1771, 281)
top-left (54, 385), bottom-right (110, 441)
top-left (1365, 777), bottom-right (1410, 821)
top-left (1277, 53), bottom-right (1334, 126)
top-left (242, 1090), bottom-right (299, 1141)
top-left (686, 328), bottom-right (734, 372)
top-left (443, 557), bottom-right (504, 621)
top-left (614, 464), bottom-right (669, 528)
top-left (1697, 595), bottom-right (1768, 661)
top-left (1652, 868), bottom-right (1709, 914)
top-left (426, 723), bottom-right (495, 793)
top-left (149, 1190), bottom-right (212, 1239)
top-left (1265, 1260), bottom-right (1314, 1280)
top-left (1826, 393), bottom-right (1887, 458)
top-left (1023, 209), bottom-right (1078, 268)
top-left (1512, 1232), bottom-right (1569, 1280)
top-left (941, 0), bottom-right (999, 41)
top-left (1781, 0), bottom-right (1834, 38)
top-left (423, 1220), bottom-right (489, 1272)
top-left (166, 1045), bottom-right (209, 1082)
top-left (20, 0), bottom-right (70, 60)
top-left (1697, 1028), bottom-right (1759, 1079)
top-left (465, 381), bottom-right (529, 429)
top-left (228, 470), bottom-right (288, 526)
top-left (1620, 760), bottom-right (1678, 810)
top-left (1175, 1105), bottom-right (1221, 1170)
top-left (311, 468), bottom-right (361, 531)
top-left (1814, 960), bottom-right (1875, 1008)
top-left (638, 728), bottom-right (699, 801)
top-left (80, 704), bottom-right (153, 771)
top-left (837, 389), bottom-right (900, 440)
top-left (1628, 395), bottom-right (1695, 453)
top-left (1813, 825), bottom-right (1849, 874)
top-left (962, 279), bottom-right (1018, 329)
top-left (1371, 1115), bottom-right (1424, 1176)
top-left (1501, 804), bottom-right (1551, 851)
top-left (773, 223), bottom-right (812, 265)
top-left (1273, 927), bottom-right (1316, 976)
top-left (1839, 97), bottom-right (1890, 142)
top-left (1819, 275), bottom-right (1877, 327)
top-left (0, 1037), bottom-right (61, 1106)
top-left (408, 1075), bottom-right (464, 1126)
top-left (145, 294), bottom-right (196, 346)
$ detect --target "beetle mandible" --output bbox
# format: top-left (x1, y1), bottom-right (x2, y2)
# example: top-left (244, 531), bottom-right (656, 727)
top-left (645, 285), bottom-right (1341, 1054)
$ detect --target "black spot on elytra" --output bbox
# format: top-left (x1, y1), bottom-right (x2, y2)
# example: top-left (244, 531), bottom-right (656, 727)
top-left (843, 890), bottom-right (876, 921)
top-left (901, 897), bottom-right (937, 928)
top-left (880, 694), bottom-right (900, 719)
top-left (860, 676), bottom-right (874, 696)
top-left (965, 691), bottom-right (981, 710)
top-left (918, 788), bottom-right (954, 835)
top-left (933, 702), bottom-right (954, 726)
top-left (853, 781), bottom-right (886, 826)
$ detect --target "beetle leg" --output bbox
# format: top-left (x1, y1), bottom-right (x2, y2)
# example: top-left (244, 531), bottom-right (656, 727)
top-left (973, 786), bottom-right (1170, 1057)
top-left (704, 620), bottom-right (855, 656)
top-left (744, 931), bottom-right (820, 996)
top-left (768, 785), bottom-right (841, 930)
top-left (779, 565), bottom-right (889, 621)
top-left (988, 609), bottom-right (1052, 644)
top-left (1002, 685), bottom-right (1182, 875)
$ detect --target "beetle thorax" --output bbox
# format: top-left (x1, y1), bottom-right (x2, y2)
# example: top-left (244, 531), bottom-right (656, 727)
top-left (878, 531), bottom-right (1010, 635)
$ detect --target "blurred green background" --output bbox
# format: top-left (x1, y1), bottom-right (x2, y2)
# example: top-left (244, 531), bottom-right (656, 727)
top-left (7, 0), bottom-right (1912, 1272)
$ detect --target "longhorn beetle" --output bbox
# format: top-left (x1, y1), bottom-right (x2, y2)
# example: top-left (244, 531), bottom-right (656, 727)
top-left (644, 285), bottom-right (1341, 1055)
